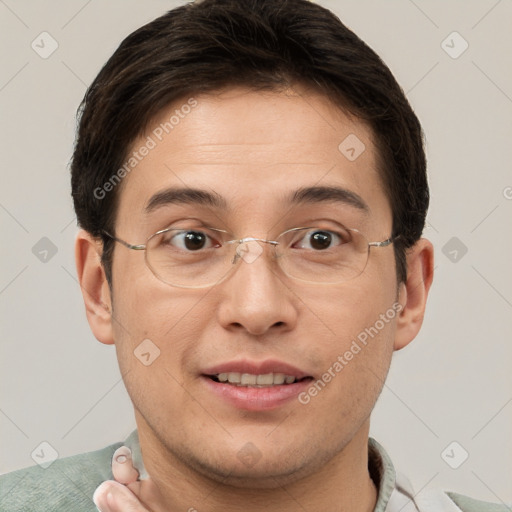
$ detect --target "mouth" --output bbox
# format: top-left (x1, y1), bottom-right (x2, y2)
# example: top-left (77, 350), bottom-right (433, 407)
top-left (200, 360), bottom-right (314, 411)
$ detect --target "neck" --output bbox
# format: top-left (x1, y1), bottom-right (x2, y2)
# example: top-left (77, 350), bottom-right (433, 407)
top-left (135, 413), bottom-right (378, 512)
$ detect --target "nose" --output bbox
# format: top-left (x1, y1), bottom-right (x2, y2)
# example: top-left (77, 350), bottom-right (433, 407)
top-left (216, 240), bottom-right (298, 336)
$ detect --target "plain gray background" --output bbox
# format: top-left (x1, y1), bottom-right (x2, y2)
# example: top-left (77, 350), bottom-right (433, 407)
top-left (1, 0), bottom-right (511, 505)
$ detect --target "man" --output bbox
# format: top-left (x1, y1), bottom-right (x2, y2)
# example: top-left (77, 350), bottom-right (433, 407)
top-left (0, 0), bottom-right (507, 511)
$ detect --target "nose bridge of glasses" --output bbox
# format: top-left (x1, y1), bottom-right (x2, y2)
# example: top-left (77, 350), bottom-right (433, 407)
top-left (228, 237), bottom-right (280, 266)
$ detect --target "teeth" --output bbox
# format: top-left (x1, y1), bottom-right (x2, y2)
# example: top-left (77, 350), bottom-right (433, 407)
top-left (256, 373), bottom-right (274, 385)
top-left (241, 373), bottom-right (257, 385)
top-left (214, 372), bottom-right (298, 387)
top-left (273, 373), bottom-right (285, 385)
top-left (228, 372), bottom-right (241, 383)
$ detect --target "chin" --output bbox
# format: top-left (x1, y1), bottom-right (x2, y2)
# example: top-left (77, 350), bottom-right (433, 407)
top-left (192, 456), bottom-right (314, 489)
top-left (174, 437), bottom-right (337, 489)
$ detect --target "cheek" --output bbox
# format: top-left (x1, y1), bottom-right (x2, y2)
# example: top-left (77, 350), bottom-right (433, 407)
top-left (298, 303), bottom-right (396, 439)
top-left (110, 270), bottom-right (213, 376)
top-left (110, 284), bottom-right (216, 429)
top-left (304, 269), bottom-right (397, 343)
top-left (299, 275), bottom-right (397, 405)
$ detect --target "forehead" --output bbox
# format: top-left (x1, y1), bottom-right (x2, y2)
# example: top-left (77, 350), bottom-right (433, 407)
top-left (115, 86), bottom-right (391, 233)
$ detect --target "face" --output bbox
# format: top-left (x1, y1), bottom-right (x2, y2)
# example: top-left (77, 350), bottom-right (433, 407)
top-left (107, 86), bottom-right (400, 486)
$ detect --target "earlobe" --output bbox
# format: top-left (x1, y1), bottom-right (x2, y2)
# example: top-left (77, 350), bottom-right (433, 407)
top-left (75, 229), bottom-right (114, 345)
top-left (393, 238), bottom-right (434, 351)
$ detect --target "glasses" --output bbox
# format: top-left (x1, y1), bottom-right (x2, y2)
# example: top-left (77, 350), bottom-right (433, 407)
top-left (102, 225), bottom-right (396, 289)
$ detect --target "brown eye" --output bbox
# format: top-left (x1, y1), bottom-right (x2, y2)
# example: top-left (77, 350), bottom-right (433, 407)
top-left (309, 231), bottom-right (332, 250)
top-left (164, 230), bottom-right (214, 251)
top-left (295, 229), bottom-right (348, 251)
top-left (182, 231), bottom-right (207, 250)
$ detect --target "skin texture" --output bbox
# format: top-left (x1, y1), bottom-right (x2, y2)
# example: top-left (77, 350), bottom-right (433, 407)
top-left (77, 86), bottom-right (434, 512)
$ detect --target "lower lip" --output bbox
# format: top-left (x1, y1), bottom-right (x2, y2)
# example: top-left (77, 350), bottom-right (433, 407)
top-left (201, 376), bottom-right (312, 411)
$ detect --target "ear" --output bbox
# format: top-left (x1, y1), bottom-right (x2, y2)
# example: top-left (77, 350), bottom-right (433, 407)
top-left (75, 229), bottom-right (114, 345)
top-left (394, 238), bottom-right (434, 351)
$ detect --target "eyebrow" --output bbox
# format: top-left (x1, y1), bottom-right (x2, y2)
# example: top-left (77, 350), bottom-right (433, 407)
top-left (144, 187), bottom-right (228, 213)
top-left (290, 186), bottom-right (369, 213)
top-left (144, 185), bottom-right (369, 215)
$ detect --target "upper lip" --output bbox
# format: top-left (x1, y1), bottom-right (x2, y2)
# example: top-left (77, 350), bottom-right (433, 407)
top-left (202, 359), bottom-right (312, 380)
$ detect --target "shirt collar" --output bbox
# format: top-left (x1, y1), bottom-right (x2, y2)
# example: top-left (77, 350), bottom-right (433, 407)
top-left (368, 437), bottom-right (399, 512)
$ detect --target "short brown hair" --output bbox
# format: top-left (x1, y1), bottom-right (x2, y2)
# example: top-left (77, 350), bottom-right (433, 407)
top-left (71, 0), bottom-right (428, 286)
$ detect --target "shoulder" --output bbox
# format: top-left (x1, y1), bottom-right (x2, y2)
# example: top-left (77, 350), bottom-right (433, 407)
top-left (410, 485), bottom-right (510, 512)
top-left (0, 438), bottom-right (124, 512)
top-left (389, 455), bottom-right (509, 512)
top-left (446, 491), bottom-right (511, 512)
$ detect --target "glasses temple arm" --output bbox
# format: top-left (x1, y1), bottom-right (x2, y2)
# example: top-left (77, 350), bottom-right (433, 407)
top-left (101, 230), bottom-right (146, 251)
